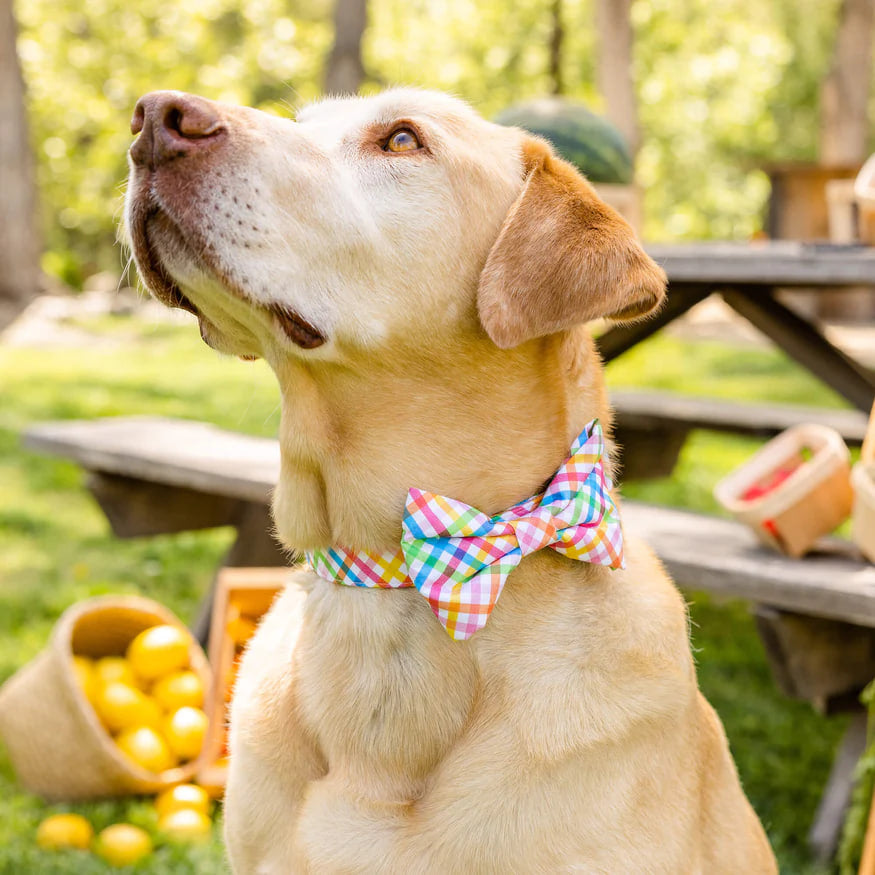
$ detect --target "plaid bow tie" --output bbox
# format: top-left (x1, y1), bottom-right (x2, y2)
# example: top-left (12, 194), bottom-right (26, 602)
top-left (307, 420), bottom-right (624, 640)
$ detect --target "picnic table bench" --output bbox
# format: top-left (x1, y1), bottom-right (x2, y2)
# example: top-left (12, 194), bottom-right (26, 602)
top-left (24, 414), bottom-right (875, 860)
top-left (613, 391), bottom-right (869, 479)
top-left (23, 417), bottom-right (289, 641)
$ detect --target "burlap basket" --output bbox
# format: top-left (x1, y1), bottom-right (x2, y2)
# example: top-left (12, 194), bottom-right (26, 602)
top-left (0, 595), bottom-right (212, 801)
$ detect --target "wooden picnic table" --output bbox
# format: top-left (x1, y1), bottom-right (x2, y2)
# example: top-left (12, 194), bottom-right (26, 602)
top-left (604, 240), bottom-right (875, 856)
top-left (607, 241), bottom-right (875, 479)
top-left (603, 241), bottom-right (875, 413)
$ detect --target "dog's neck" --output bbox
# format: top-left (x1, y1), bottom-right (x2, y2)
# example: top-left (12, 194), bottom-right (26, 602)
top-left (269, 326), bottom-right (612, 554)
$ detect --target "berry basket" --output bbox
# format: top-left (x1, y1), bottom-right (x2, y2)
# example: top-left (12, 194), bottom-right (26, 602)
top-left (714, 424), bottom-right (853, 558)
top-left (0, 595), bottom-right (211, 800)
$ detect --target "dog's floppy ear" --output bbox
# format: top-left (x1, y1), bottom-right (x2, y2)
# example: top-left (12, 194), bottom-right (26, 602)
top-left (477, 136), bottom-right (667, 349)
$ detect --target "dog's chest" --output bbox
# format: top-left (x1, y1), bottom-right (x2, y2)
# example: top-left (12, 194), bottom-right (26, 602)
top-left (295, 580), bottom-right (479, 798)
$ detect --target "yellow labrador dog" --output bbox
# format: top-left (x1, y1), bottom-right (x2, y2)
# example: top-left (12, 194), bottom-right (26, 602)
top-left (125, 88), bottom-right (776, 874)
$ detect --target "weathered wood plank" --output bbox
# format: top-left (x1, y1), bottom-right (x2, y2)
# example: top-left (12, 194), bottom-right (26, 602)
top-left (646, 241), bottom-right (875, 287)
top-left (622, 502), bottom-right (875, 627)
top-left (24, 417), bottom-right (279, 504)
top-left (26, 418), bottom-right (875, 628)
top-left (612, 390), bottom-right (869, 444)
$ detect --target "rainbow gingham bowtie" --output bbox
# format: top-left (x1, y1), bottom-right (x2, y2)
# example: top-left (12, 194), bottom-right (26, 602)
top-left (306, 420), bottom-right (624, 640)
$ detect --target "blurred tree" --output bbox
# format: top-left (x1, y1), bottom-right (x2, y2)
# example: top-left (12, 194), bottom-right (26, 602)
top-left (0, 0), bottom-right (40, 329)
top-left (595, 0), bottom-right (639, 156)
top-left (12, 0), bottom-right (874, 284)
top-left (548, 0), bottom-right (564, 95)
top-left (324, 0), bottom-right (368, 94)
top-left (819, 0), bottom-right (874, 164)
top-left (15, 0), bottom-right (331, 287)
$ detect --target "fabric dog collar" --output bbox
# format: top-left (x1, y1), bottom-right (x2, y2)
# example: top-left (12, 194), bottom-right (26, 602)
top-left (306, 420), bottom-right (624, 640)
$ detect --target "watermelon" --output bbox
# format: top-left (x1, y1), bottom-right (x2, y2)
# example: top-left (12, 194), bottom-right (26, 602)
top-left (494, 98), bottom-right (633, 185)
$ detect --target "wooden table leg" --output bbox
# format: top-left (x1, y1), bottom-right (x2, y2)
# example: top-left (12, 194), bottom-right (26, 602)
top-left (192, 502), bottom-right (291, 647)
top-left (809, 709), bottom-right (868, 863)
top-left (721, 288), bottom-right (875, 412)
top-left (595, 284), bottom-right (714, 363)
top-left (85, 472), bottom-right (240, 537)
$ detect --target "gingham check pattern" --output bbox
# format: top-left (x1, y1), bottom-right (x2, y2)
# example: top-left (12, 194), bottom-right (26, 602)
top-left (307, 420), bottom-right (624, 640)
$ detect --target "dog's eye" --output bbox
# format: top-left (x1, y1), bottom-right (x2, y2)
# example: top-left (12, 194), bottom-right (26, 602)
top-left (384, 128), bottom-right (421, 153)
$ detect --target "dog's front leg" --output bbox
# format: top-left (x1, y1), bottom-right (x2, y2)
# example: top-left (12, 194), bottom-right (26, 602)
top-left (224, 740), bottom-right (317, 874)
top-left (292, 775), bottom-right (420, 875)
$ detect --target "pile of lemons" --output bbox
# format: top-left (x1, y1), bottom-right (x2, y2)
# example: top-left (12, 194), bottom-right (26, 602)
top-left (72, 624), bottom-right (209, 774)
top-left (34, 624), bottom-right (217, 865)
top-left (36, 783), bottom-right (213, 865)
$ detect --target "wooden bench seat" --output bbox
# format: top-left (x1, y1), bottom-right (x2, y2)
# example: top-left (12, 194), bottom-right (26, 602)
top-left (25, 417), bottom-right (288, 602)
top-left (623, 502), bottom-right (875, 628)
top-left (24, 416), bottom-right (278, 505)
top-left (612, 390), bottom-right (868, 480)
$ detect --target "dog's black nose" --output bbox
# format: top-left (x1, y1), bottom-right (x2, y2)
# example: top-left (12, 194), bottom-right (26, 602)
top-left (130, 91), bottom-right (225, 169)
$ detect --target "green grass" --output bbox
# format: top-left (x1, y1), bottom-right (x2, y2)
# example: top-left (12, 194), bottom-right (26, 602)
top-left (0, 313), bottom-right (856, 872)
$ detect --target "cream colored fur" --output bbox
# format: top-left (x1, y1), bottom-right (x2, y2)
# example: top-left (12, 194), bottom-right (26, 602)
top-left (125, 87), bottom-right (777, 874)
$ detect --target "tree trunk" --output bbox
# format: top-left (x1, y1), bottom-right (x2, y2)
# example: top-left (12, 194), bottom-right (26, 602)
top-left (0, 0), bottom-right (40, 331)
top-left (323, 0), bottom-right (368, 96)
top-left (820, 0), bottom-right (875, 165)
top-left (594, 0), bottom-right (639, 157)
top-left (548, 0), bottom-right (564, 96)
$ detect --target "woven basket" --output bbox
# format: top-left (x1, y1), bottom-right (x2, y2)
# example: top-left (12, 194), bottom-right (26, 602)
top-left (0, 595), bottom-right (211, 801)
top-left (714, 424), bottom-right (853, 557)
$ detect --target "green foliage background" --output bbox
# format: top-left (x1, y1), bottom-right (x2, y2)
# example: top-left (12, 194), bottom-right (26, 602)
top-left (15, 0), bottom-right (853, 287)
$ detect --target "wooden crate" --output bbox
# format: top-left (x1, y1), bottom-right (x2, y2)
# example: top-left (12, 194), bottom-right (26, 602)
top-left (195, 567), bottom-right (290, 794)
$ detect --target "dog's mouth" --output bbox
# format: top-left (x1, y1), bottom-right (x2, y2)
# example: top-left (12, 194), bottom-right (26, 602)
top-left (270, 306), bottom-right (326, 350)
top-left (127, 188), bottom-right (327, 351)
top-left (127, 204), bottom-right (200, 317)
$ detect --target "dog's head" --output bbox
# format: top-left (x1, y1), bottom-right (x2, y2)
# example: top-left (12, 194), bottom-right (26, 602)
top-left (124, 88), bottom-right (665, 364)
top-left (124, 88), bottom-right (666, 549)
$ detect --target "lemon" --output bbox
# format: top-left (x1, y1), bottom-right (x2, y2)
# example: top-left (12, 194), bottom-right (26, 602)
top-left (36, 813), bottom-right (93, 850)
top-left (116, 726), bottom-right (177, 774)
top-left (155, 783), bottom-right (211, 818)
top-left (93, 682), bottom-right (162, 733)
top-left (158, 808), bottom-right (212, 842)
top-left (94, 656), bottom-right (140, 689)
top-left (127, 625), bottom-right (191, 681)
top-left (152, 670), bottom-right (204, 711)
top-left (163, 707), bottom-right (209, 761)
top-left (94, 823), bottom-right (152, 866)
top-left (71, 656), bottom-right (99, 705)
